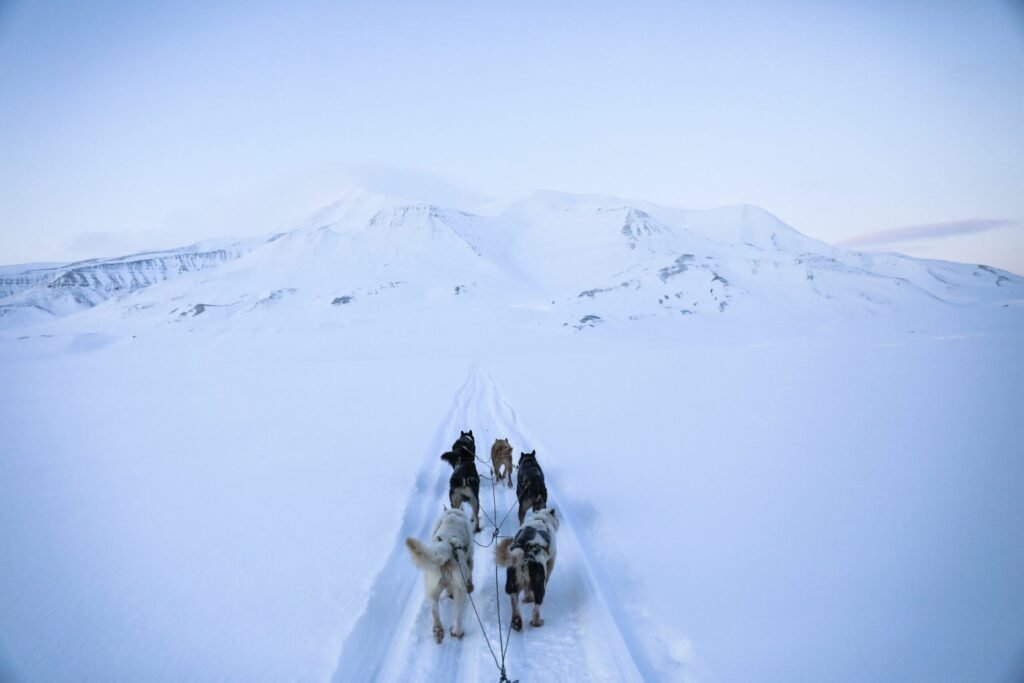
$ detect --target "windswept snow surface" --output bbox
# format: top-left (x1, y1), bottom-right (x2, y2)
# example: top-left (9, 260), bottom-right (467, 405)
top-left (2, 188), bottom-right (1023, 682)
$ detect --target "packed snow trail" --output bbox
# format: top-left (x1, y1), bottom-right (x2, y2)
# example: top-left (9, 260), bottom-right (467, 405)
top-left (331, 368), bottom-right (647, 682)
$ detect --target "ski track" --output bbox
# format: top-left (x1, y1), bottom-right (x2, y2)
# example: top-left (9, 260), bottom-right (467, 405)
top-left (331, 367), bottom-right (648, 682)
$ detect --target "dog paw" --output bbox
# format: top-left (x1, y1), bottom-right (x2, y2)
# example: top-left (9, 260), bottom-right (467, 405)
top-left (450, 627), bottom-right (464, 639)
top-left (474, 526), bottom-right (483, 534)
top-left (511, 615), bottom-right (523, 632)
top-left (433, 625), bottom-right (444, 644)
top-left (530, 616), bottom-right (545, 628)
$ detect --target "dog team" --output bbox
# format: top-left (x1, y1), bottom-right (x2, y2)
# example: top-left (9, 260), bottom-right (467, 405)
top-left (404, 430), bottom-right (559, 643)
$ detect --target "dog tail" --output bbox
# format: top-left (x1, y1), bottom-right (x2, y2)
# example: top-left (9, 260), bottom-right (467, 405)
top-left (494, 538), bottom-right (524, 567)
top-left (405, 538), bottom-right (449, 570)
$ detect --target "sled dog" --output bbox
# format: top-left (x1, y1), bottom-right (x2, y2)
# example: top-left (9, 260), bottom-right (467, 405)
top-left (441, 430), bottom-right (482, 533)
top-left (495, 507), bottom-right (559, 630)
top-left (515, 450), bottom-right (548, 524)
top-left (491, 438), bottom-right (514, 488)
top-left (405, 508), bottom-right (475, 643)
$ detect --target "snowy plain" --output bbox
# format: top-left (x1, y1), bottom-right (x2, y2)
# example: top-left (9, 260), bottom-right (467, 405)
top-left (1, 188), bottom-right (1023, 682)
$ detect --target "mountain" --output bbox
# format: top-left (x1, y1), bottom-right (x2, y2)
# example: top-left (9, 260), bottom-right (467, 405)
top-left (1, 187), bottom-right (1021, 335)
top-left (0, 239), bottom-right (262, 328)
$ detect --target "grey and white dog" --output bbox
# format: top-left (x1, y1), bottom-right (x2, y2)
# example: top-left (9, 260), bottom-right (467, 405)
top-left (495, 507), bottom-right (559, 631)
top-left (405, 508), bottom-right (475, 643)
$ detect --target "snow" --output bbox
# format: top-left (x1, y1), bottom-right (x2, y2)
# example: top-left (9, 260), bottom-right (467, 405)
top-left (335, 369), bottom-right (649, 681)
top-left (1, 187), bottom-right (1022, 682)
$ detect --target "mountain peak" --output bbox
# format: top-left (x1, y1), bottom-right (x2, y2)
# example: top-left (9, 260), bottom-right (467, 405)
top-left (678, 203), bottom-right (830, 253)
top-left (289, 187), bottom-right (405, 234)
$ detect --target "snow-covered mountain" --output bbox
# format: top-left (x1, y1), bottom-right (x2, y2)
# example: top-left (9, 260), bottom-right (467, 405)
top-left (0, 239), bottom-right (259, 327)
top-left (2, 187), bottom-right (1021, 335)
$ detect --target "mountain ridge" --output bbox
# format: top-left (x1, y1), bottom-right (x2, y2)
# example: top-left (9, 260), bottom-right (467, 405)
top-left (2, 187), bottom-right (1021, 335)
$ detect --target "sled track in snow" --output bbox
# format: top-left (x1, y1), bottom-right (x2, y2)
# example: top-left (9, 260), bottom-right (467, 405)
top-left (331, 367), bottom-right (652, 682)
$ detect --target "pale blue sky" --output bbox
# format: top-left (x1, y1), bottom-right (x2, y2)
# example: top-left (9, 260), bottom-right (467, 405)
top-left (1, 0), bottom-right (1023, 272)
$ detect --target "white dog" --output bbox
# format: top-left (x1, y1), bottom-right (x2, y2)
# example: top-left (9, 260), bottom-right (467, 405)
top-left (405, 508), bottom-right (475, 643)
top-left (495, 507), bottom-right (558, 630)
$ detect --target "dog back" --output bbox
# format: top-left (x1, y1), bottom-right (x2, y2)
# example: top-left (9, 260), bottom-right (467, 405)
top-left (491, 439), bottom-right (512, 459)
top-left (450, 461), bottom-right (480, 491)
top-left (511, 524), bottom-right (551, 561)
top-left (498, 512), bottom-right (557, 604)
top-left (517, 460), bottom-right (544, 487)
top-left (453, 431), bottom-right (475, 459)
top-left (406, 509), bottom-right (472, 570)
top-left (517, 453), bottom-right (547, 503)
top-left (443, 434), bottom-right (475, 468)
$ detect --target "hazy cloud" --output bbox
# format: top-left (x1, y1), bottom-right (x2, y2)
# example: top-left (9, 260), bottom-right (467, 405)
top-left (838, 218), bottom-right (1021, 249)
top-left (66, 231), bottom-right (126, 257)
top-left (64, 227), bottom-right (196, 262)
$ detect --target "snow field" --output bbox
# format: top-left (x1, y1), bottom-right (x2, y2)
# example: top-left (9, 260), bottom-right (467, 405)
top-left (333, 368), bottom-right (648, 682)
top-left (1, 184), bottom-right (1022, 682)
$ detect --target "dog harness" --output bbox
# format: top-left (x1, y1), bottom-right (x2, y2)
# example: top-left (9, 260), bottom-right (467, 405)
top-left (447, 540), bottom-right (470, 569)
top-left (511, 525), bottom-right (550, 562)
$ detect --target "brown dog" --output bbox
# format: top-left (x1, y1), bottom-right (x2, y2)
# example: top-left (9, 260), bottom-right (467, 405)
top-left (490, 438), bottom-right (514, 488)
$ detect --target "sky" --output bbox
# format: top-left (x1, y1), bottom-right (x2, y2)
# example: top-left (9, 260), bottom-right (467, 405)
top-left (1, 0), bottom-right (1023, 273)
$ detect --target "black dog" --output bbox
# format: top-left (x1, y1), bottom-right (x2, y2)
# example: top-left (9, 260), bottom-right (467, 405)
top-left (441, 430), bottom-right (482, 533)
top-left (516, 450), bottom-right (548, 524)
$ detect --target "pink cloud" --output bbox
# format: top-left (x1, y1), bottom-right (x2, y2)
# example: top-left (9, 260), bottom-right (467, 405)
top-left (838, 218), bottom-right (1020, 248)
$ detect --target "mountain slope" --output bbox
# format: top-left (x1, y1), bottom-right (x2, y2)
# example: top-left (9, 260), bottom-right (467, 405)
top-left (1, 188), bottom-right (1021, 336)
top-left (0, 240), bottom-right (260, 327)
